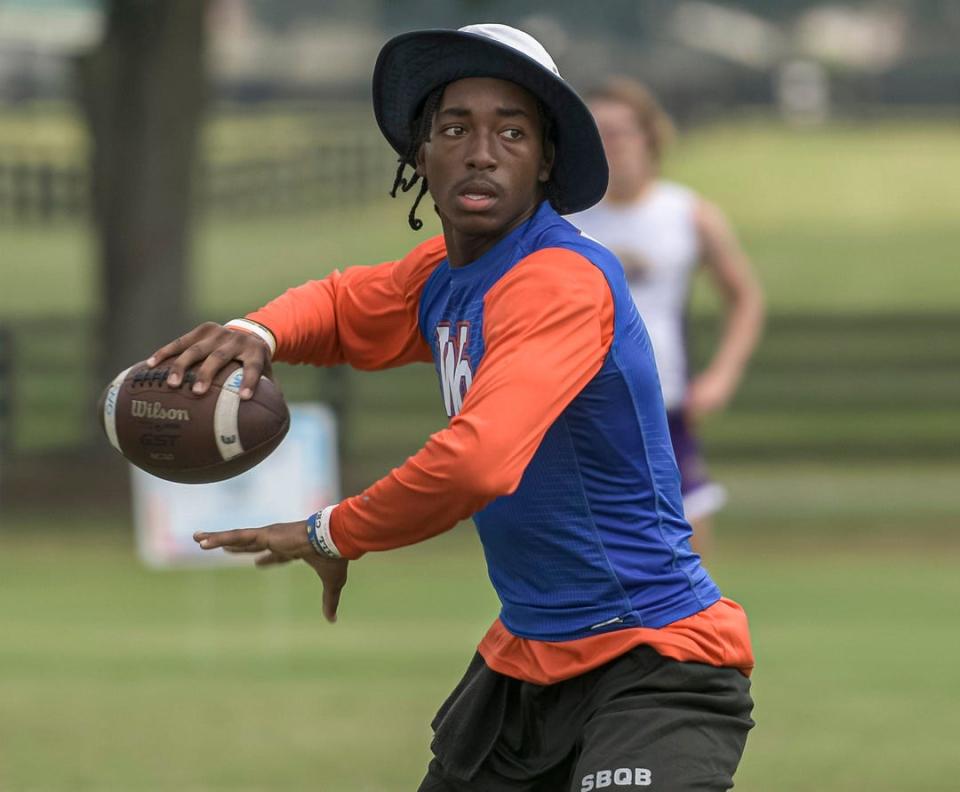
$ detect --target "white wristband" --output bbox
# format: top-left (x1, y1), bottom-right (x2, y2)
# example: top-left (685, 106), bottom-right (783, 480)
top-left (306, 505), bottom-right (341, 559)
top-left (224, 318), bottom-right (276, 358)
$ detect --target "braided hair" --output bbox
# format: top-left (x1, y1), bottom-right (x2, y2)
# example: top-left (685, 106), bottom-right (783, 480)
top-left (390, 84), bottom-right (560, 230)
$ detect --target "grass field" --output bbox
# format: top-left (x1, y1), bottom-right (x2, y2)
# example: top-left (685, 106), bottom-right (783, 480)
top-left (2, 116), bottom-right (959, 790)
top-left (3, 487), bottom-right (960, 792)
top-left (3, 460), bottom-right (958, 790)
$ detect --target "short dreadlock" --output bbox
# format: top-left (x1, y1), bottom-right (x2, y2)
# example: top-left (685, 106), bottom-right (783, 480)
top-left (389, 84), bottom-right (560, 230)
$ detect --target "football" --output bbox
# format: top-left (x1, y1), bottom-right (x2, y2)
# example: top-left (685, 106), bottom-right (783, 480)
top-left (98, 360), bottom-right (290, 484)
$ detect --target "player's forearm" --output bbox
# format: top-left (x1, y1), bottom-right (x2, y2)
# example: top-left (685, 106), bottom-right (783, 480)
top-left (247, 276), bottom-right (348, 367)
top-left (709, 279), bottom-right (764, 383)
top-left (247, 240), bottom-right (442, 370)
top-left (696, 200), bottom-right (765, 385)
top-left (247, 271), bottom-right (431, 371)
top-left (329, 417), bottom-right (520, 558)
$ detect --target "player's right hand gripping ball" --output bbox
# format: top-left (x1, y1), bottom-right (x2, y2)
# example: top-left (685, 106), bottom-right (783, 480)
top-left (97, 361), bottom-right (290, 484)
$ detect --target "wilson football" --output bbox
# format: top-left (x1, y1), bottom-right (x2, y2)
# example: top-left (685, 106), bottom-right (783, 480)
top-left (98, 360), bottom-right (290, 484)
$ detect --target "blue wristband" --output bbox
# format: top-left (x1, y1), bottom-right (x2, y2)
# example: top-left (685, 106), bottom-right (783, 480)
top-left (306, 512), bottom-right (325, 555)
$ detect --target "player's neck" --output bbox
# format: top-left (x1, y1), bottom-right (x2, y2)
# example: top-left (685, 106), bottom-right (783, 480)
top-left (441, 204), bottom-right (539, 268)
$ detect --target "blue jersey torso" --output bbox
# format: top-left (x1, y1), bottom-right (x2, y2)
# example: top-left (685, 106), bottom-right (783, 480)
top-left (418, 202), bottom-right (720, 641)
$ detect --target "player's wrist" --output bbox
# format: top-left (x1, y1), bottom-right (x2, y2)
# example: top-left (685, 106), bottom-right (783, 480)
top-left (306, 505), bottom-right (341, 558)
top-left (224, 318), bottom-right (277, 359)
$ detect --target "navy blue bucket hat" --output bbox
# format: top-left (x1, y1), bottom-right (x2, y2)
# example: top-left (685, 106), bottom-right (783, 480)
top-left (372, 23), bottom-right (608, 215)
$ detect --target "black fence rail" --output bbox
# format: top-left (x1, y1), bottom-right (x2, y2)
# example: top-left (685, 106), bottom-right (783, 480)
top-left (0, 135), bottom-right (398, 224)
top-left (201, 135), bottom-right (398, 216)
top-left (0, 325), bottom-right (11, 456)
top-left (2, 313), bottom-right (958, 493)
top-left (0, 154), bottom-right (88, 224)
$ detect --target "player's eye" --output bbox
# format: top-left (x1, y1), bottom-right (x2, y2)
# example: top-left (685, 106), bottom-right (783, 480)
top-left (441, 125), bottom-right (466, 137)
top-left (501, 128), bottom-right (524, 141)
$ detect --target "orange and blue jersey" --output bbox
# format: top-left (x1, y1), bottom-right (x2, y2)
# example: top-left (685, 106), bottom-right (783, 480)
top-left (247, 201), bottom-right (753, 684)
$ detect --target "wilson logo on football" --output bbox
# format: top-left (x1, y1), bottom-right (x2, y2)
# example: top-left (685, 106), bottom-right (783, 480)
top-left (436, 321), bottom-right (473, 417)
top-left (131, 400), bottom-right (191, 422)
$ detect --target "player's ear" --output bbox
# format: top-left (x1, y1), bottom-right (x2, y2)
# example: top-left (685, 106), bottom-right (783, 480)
top-left (415, 141), bottom-right (427, 178)
top-left (538, 140), bottom-right (555, 184)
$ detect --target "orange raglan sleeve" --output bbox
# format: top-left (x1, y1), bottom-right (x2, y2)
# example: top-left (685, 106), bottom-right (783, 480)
top-left (245, 235), bottom-right (446, 369)
top-left (329, 248), bottom-right (615, 559)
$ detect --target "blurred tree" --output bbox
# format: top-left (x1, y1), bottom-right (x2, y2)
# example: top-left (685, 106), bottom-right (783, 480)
top-left (76, 0), bottom-right (208, 382)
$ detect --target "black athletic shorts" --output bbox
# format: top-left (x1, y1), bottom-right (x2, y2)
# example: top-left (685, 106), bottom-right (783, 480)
top-left (418, 645), bottom-right (754, 791)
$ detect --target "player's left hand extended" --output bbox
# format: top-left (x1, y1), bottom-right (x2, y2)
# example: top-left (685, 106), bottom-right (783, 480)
top-left (194, 522), bottom-right (349, 623)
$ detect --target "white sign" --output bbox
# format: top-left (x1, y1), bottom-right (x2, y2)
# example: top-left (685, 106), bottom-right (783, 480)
top-left (132, 403), bottom-right (339, 569)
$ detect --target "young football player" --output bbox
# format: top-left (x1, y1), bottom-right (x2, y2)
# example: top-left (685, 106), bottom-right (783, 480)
top-left (149, 25), bottom-right (754, 791)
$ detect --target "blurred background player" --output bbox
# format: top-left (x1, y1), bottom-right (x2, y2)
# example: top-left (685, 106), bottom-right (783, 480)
top-left (571, 77), bottom-right (765, 555)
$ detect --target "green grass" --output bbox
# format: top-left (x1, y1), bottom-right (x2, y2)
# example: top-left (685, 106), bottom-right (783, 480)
top-left (0, 102), bottom-right (378, 158)
top-left (0, 527), bottom-right (493, 792)
top-left (723, 547), bottom-right (960, 792)
top-left (2, 482), bottom-right (959, 792)
top-left (0, 104), bottom-right (86, 153)
top-left (667, 121), bottom-right (960, 315)
top-left (1, 223), bottom-right (98, 319)
top-left (668, 121), bottom-right (959, 232)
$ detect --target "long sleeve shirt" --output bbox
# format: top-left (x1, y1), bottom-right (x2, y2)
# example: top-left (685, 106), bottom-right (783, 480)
top-left (247, 203), bottom-right (753, 684)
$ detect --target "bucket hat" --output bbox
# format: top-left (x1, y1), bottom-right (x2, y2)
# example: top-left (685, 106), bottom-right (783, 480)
top-left (372, 23), bottom-right (608, 214)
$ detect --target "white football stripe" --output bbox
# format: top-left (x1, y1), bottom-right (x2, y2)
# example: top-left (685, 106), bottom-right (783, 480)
top-left (103, 364), bottom-right (133, 453)
top-left (214, 368), bottom-right (246, 460)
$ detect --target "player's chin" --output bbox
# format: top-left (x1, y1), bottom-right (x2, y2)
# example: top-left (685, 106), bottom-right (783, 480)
top-left (457, 217), bottom-right (502, 236)
top-left (446, 206), bottom-right (509, 235)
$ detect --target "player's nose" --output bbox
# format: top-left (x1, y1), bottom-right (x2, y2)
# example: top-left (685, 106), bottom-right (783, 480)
top-left (464, 132), bottom-right (497, 170)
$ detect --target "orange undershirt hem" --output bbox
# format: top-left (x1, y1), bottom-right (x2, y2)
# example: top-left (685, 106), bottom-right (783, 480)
top-left (477, 597), bottom-right (753, 686)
